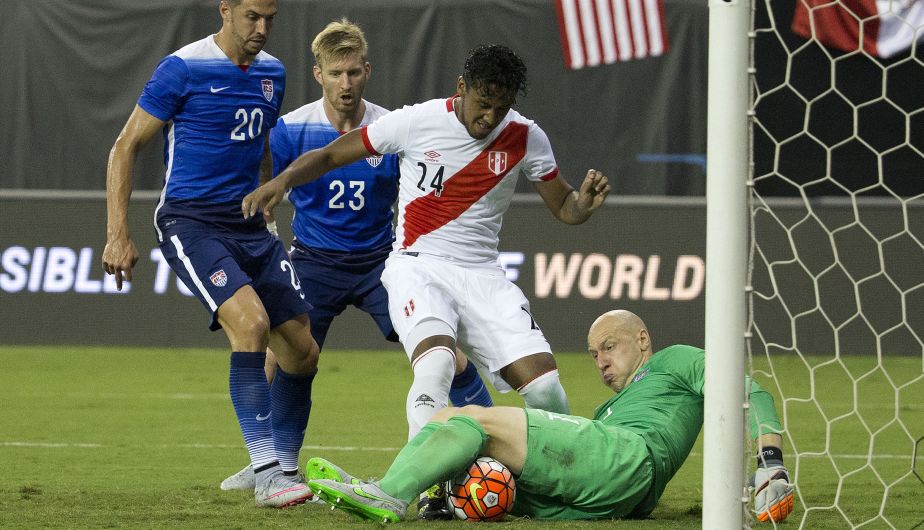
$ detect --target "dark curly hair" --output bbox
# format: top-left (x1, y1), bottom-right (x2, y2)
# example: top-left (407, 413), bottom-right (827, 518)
top-left (462, 44), bottom-right (528, 99)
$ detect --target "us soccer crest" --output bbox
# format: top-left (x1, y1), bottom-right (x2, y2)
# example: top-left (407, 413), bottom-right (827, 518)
top-left (488, 151), bottom-right (508, 175)
top-left (366, 155), bottom-right (383, 167)
top-left (210, 269), bottom-right (228, 287)
top-left (261, 79), bottom-right (274, 102)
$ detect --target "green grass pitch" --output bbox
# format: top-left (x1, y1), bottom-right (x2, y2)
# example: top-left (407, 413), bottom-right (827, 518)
top-left (0, 346), bottom-right (920, 529)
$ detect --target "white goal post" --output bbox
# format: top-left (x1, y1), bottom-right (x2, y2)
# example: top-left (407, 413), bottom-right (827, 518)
top-left (706, 0), bottom-right (924, 528)
top-left (703, 1), bottom-right (750, 529)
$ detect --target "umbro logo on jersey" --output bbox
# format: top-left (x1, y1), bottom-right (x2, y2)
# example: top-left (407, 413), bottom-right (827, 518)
top-left (261, 79), bottom-right (274, 101)
top-left (366, 155), bottom-right (383, 168)
top-left (210, 269), bottom-right (228, 287)
top-left (633, 367), bottom-right (651, 383)
top-left (488, 151), bottom-right (508, 175)
top-left (210, 85), bottom-right (230, 93)
top-left (424, 150), bottom-right (441, 162)
top-left (414, 394), bottom-right (436, 408)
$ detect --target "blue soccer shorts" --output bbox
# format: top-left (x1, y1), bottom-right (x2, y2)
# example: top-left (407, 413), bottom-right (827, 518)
top-left (289, 242), bottom-right (397, 348)
top-left (159, 219), bottom-right (311, 331)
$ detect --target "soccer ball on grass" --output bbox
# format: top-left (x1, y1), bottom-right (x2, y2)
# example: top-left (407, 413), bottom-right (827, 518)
top-left (447, 456), bottom-right (516, 521)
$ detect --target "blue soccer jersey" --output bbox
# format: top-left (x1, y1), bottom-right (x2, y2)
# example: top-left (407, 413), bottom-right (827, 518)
top-left (270, 100), bottom-right (399, 251)
top-left (138, 35), bottom-right (285, 221)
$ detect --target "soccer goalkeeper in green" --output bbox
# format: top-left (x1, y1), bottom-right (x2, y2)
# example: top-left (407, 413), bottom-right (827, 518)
top-left (306, 309), bottom-right (795, 523)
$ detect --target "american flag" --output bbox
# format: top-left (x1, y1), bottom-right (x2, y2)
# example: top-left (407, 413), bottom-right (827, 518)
top-left (555, 0), bottom-right (670, 69)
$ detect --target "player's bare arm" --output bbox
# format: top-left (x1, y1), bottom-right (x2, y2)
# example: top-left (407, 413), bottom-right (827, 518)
top-left (257, 135), bottom-right (278, 229)
top-left (102, 104), bottom-right (165, 290)
top-left (242, 128), bottom-right (369, 218)
top-left (258, 134), bottom-right (274, 186)
top-left (535, 169), bottom-right (611, 225)
top-left (757, 433), bottom-right (783, 450)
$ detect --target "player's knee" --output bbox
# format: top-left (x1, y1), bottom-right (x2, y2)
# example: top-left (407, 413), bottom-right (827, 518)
top-left (302, 337), bottom-right (321, 368)
top-left (406, 318), bottom-right (456, 360)
top-left (431, 404), bottom-right (492, 425)
top-left (431, 405), bottom-right (462, 422)
top-left (456, 404), bottom-right (488, 418)
top-left (517, 369), bottom-right (570, 414)
top-left (500, 352), bottom-right (557, 389)
top-left (241, 315), bottom-right (271, 341)
top-left (224, 313), bottom-right (271, 350)
top-left (280, 335), bottom-right (320, 374)
top-left (466, 406), bottom-right (524, 440)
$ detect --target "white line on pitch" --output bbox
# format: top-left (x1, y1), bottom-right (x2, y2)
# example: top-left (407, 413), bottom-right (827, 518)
top-left (2, 442), bottom-right (915, 460)
top-left (174, 443), bottom-right (400, 451)
top-left (687, 451), bottom-right (912, 461)
top-left (1, 441), bottom-right (399, 451)
top-left (1, 441), bottom-right (103, 448)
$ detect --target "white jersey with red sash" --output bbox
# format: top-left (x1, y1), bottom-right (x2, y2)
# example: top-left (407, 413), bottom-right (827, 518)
top-left (361, 96), bottom-right (559, 265)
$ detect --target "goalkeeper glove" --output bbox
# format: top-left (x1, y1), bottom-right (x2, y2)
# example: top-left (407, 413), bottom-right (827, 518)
top-left (752, 447), bottom-right (794, 522)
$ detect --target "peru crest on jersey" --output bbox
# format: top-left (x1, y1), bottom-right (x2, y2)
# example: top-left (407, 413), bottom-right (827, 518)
top-left (488, 151), bottom-right (508, 175)
top-left (361, 96), bottom-right (560, 265)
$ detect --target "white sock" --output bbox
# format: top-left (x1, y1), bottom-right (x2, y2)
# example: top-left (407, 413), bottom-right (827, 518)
top-left (518, 369), bottom-right (570, 414)
top-left (406, 346), bottom-right (456, 439)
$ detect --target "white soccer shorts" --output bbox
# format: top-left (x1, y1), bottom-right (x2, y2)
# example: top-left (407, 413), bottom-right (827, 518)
top-left (380, 253), bottom-right (551, 392)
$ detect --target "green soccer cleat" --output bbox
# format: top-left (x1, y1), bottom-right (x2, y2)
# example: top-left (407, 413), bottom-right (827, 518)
top-left (308, 479), bottom-right (409, 523)
top-left (305, 457), bottom-right (360, 485)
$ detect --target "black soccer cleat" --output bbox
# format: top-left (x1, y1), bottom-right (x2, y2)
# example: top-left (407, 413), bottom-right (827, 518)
top-left (417, 484), bottom-right (453, 520)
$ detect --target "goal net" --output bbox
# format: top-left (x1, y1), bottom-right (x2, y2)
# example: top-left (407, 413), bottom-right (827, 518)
top-left (747, 1), bottom-right (924, 527)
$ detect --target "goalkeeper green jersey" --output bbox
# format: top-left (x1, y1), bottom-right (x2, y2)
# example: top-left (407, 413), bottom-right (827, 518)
top-left (592, 344), bottom-right (782, 515)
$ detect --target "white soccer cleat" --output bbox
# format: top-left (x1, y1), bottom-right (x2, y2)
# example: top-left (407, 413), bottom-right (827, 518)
top-left (220, 464), bottom-right (255, 491)
top-left (255, 471), bottom-right (314, 508)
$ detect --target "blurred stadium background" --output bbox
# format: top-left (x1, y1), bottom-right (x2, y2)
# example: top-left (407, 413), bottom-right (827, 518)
top-left (1, 1), bottom-right (921, 528)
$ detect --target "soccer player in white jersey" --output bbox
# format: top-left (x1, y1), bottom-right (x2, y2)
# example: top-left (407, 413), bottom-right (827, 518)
top-left (103, 0), bottom-right (316, 508)
top-left (242, 44), bottom-right (610, 439)
top-left (219, 21), bottom-right (494, 507)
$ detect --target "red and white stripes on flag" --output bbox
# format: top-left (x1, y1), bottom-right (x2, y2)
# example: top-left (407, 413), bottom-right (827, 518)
top-left (792, 0), bottom-right (924, 59)
top-left (555, 0), bottom-right (669, 69)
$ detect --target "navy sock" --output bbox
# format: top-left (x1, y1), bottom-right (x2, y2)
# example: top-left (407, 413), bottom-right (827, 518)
top-left (229, 352), bottom-right (276, 469)
top-left (448, 361), bottom-right (493, 407)
top-left (270, 365), bottom-right (316, 473)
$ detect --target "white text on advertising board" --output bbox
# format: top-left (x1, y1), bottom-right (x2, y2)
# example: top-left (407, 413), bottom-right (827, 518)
top-left (1, 247), bottom-right (703, 301)
top-left (534, 253), bottom-right (704, 300)
top-left (0, 246), bottom-right (195, 295)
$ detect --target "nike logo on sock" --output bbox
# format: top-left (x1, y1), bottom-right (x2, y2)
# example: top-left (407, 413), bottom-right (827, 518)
top-left (256, 411), bottom-right (272, 421)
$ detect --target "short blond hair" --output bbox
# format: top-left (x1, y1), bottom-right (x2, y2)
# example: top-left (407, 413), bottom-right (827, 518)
top-left (311, 18), bottom-right (368, 68)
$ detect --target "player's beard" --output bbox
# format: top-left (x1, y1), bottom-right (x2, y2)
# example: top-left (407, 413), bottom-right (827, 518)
top-left (229, 20), bottom-right (266, 59)
top-left (468, 120), bottom-right (495, 139)
top-left (241, 35), bottom-right (266, 56)
top-left (332, 93), bottom-right (358, 113)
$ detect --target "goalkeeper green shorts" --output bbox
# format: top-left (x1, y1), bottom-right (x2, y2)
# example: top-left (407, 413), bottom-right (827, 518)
top-left (511, 408), bottom-right (653, 520)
